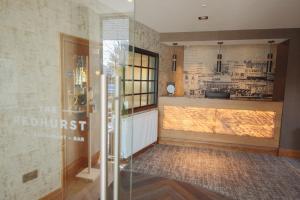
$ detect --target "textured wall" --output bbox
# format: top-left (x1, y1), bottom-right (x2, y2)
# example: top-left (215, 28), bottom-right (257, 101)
top-left (134, 21), bottom-right (160, 54)
top-left (134, 22), bottom-right (187, 98)
top-left (0, 0), bottom-right (103, 199)
top-left (161, 28), bottom-right (300, 151)
top-left (158, 44), bottom-right (173, 96)
top-left (134, 21), bottom-right (168, 97)
top-left (159, 45), bottom-right (184, 97)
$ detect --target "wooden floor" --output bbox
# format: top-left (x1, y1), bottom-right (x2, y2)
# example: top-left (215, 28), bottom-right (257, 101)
top-left (109, 171), bottom-right (229, 200)
top-left (65, 171), bottom-right (229, 200)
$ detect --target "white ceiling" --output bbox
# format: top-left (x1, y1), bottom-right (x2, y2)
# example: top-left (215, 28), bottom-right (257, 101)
top-left (135, 0), bottom-right (300, 33)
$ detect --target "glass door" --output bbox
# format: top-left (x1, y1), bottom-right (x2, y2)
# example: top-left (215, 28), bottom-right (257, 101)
top-left (101, 14), bottom-right (135, 200)
top-left (0, 0), bottom-right (134, 200)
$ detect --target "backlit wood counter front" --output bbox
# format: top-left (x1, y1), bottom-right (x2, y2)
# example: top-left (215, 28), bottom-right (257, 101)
top-left (158, 97), bottom-right (283, 150)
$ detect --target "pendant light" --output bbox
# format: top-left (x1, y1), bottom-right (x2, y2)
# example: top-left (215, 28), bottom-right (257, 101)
top-left (267, 40), bottom-right (275, 73)
top-left (172, 43), bottom-right (177, 72)
top-left (216, 42), bottom-right (223, 73)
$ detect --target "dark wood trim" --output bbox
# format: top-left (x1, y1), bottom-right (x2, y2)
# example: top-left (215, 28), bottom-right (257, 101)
top-left (160, 28), bottom-right (300, 42)
top-left (278, 148), bottom-right (300, 159)
top-left (133, 104), bottom-right (157, 113)
top-left (273, 40), bottom-right (289, 101)
top-left (39, 188), bottom-right (63, 200)
top-left (130, 46), bottom-right (159, 57)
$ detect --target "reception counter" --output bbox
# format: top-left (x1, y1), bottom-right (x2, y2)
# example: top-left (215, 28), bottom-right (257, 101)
top-left (158, 97), bottom-right (283, 150)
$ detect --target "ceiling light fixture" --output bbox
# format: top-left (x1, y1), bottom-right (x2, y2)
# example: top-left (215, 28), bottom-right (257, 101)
top-left (128, 0), bottom-right (133, 2)
top-left (198, 16), bottom-right (208, 21)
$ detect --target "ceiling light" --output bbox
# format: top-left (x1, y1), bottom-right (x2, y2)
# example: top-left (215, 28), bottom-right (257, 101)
top-left (198, 16), bottom-right (208, 21)
top-left (128, 0), bottom-right (133, 2)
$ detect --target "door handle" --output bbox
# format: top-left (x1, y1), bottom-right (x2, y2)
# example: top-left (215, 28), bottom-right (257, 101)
top-left (100, 74), bottom-right (108, 200)
top-left (114, 76), bottom-right (121, 200)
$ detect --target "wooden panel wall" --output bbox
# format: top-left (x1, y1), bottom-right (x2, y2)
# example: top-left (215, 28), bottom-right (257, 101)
top-left (273, 40), bottom-right (289, 101)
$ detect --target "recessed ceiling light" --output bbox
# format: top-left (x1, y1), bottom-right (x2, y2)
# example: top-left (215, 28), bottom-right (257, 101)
top-left (198, 16), bottom-right (208, 21)
top-left (128, 0), bottom-right (133, 2)
top-left (202, 4), bottom-right (207, 7)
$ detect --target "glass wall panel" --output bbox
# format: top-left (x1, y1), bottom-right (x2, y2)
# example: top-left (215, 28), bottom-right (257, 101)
top-left (0, 0), bottom-right (134, 200)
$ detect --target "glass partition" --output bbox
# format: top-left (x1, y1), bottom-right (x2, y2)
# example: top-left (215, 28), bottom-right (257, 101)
top-left (0, 0), bottom-right (134, 199)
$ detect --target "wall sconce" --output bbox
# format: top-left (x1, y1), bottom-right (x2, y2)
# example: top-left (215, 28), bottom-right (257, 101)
top-left (216, 41), bottom-right (223, 73)
top-left (172, 54), bottom-right (177, 71)
top-left (267, 40), bottom-right (275, 73)
top-left (172, 43), bottom-right (178, 72)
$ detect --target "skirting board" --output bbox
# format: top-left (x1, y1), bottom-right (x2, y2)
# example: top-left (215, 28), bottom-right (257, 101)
top-left (158, 137), bottom-right (278, 155)
top-left (39, 188), bottom-right (63, 200)
top-left (278, 148), bottom-right (300, 159)
top-left (64, 151), bottom-right (100, 182)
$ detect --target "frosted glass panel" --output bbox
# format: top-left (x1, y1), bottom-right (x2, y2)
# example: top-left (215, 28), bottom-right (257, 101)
top-left (134, 53), bottom-right (141, 66)
top-left (142, 81), bottom-right (148, 93)
top-left (141, 94), bottom-right (148, 106)
top-left (149, 69), bottom-right (155, 80)
top-left (134, 95), bottom-right (141, 107)
top-left (141, 68), bottom-right (148, 80)
top-left (142, 55), bottom-right (149, 67)
top-left (134, 67), bottom-right (141, 80)
top-left (134, 81), bottom-right (140, 94)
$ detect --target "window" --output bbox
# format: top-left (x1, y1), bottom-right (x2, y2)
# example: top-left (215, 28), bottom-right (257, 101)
top-left (122, 47), bottom-right (159, 113)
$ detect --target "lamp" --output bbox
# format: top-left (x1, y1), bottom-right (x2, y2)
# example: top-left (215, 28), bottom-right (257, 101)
top-left (216, 41), bottom-right (223, 73)
top-left (172, 43), bottom-right (177, 71)
top-left (267, 40), bottom-right (275, 73)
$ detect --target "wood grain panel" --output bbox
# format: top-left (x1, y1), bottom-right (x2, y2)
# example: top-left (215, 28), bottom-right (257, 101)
top-left (278, 148), bottom-right (300, 159)
top-left (39, 188), bottom-right (63, 200)
top-left (108, 172), bottom-right (230, 200)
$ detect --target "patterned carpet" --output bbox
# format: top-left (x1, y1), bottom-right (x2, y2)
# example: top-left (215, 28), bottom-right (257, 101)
top-left (130, 144), bottom-right (300, 200)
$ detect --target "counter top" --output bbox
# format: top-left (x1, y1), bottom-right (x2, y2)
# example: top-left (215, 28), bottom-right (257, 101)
top-left (158, 96), bottom-right (283, 112)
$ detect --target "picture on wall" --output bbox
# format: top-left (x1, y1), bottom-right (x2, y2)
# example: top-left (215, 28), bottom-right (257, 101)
top-left (184, 44), bottom-right (277, 100)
